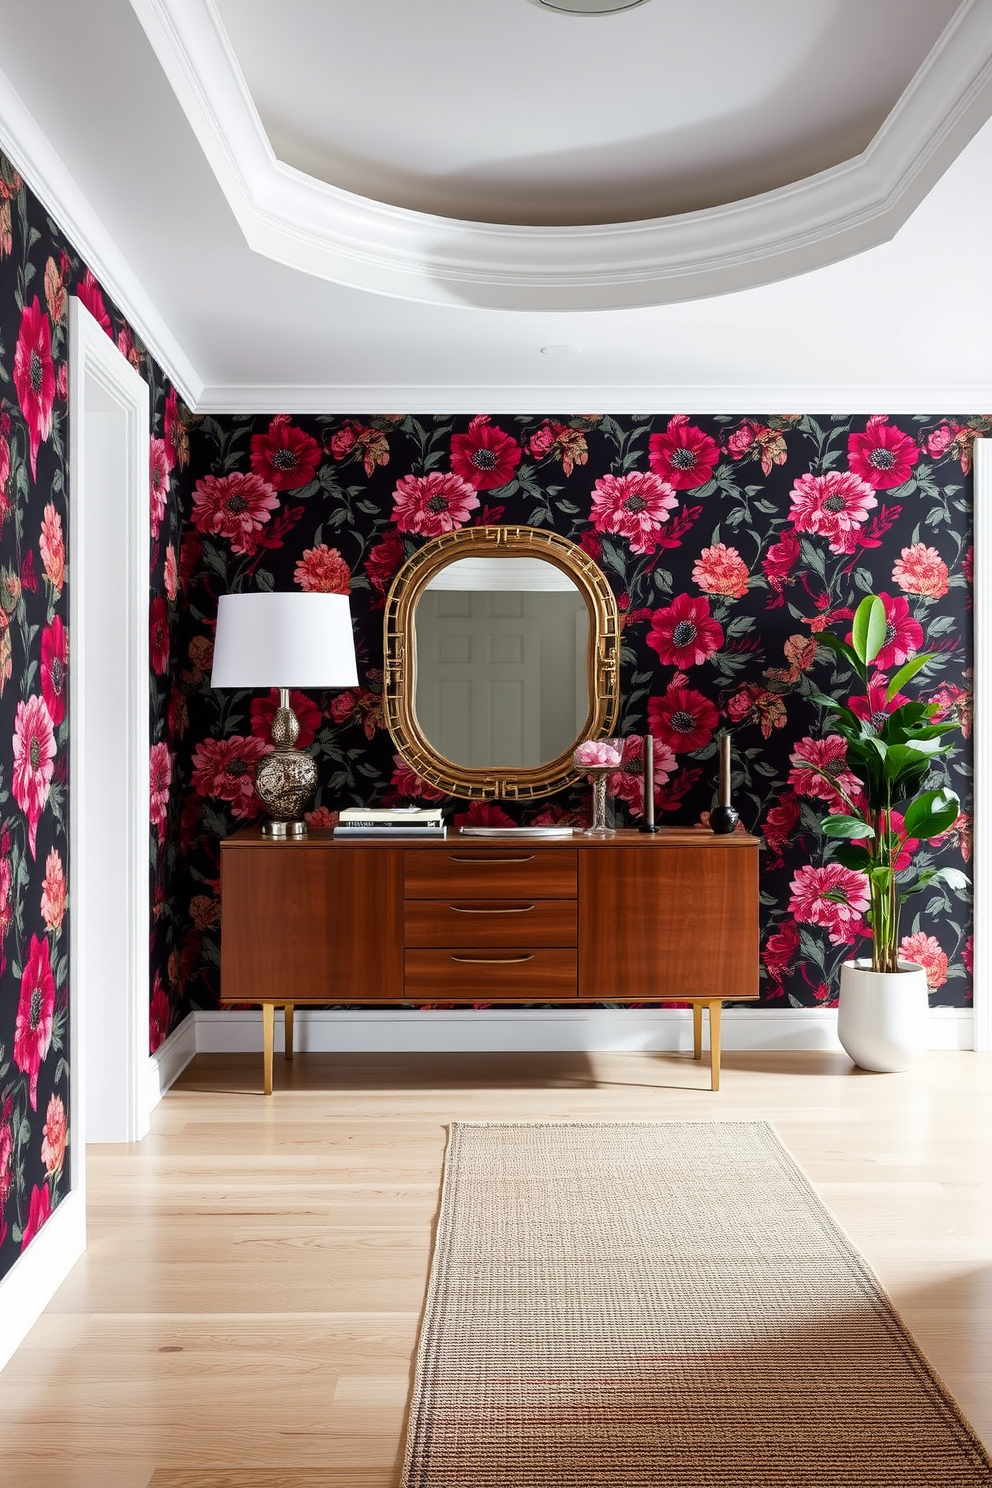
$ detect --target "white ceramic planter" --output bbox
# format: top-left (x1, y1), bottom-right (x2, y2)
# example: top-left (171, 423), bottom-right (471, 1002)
top-left (837, 958), bottom-right (930, 1073)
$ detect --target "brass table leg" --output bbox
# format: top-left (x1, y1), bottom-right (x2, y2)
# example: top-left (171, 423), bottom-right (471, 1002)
top-left (692, 1003), bottom-right (703, 1061)
top-left (262, 1002), bottom-right (275, 1096)
top-left (284, 1003), bottom-right (294, 1061)
top-left (709, 1000), bottom-right (722, 1092)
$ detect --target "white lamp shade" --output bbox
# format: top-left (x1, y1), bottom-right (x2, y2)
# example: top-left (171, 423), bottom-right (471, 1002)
top-left (210, 592), bottom-right (358, 689)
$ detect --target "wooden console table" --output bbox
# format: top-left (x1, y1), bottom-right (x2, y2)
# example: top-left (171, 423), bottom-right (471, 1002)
top-left (219, 827), bottom-right (760, 1093)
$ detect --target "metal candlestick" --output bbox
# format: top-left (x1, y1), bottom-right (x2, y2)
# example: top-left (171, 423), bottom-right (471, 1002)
top-left (639, 733), bottom-right (659, 833)
top-left (710, 730), bottom-right (739, 834)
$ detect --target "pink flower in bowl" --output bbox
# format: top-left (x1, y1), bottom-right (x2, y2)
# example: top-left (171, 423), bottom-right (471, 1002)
top-left (574, 739), bottom-right (623, 769)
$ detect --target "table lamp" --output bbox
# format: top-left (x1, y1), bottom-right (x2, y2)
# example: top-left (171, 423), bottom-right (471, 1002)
top-left (210, 591), bottom-right (358, 838)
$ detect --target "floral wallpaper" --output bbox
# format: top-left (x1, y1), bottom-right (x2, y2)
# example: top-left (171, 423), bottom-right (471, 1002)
top-left (0, 145), bottom-right (189, 1282)
top-left (167, 411), bottom-right (974, 1019)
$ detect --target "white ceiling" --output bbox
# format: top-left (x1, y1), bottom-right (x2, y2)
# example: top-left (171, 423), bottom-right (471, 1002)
top-left (1, 0), bottom-right (992, 410)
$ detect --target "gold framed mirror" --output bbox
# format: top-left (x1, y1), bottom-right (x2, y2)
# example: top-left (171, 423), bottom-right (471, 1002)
top-left (383, 525), bottom-right (620, 800)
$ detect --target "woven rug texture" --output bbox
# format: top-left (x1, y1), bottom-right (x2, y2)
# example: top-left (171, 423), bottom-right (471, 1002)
top-left (401, 1120), bottom-right (992, 1487)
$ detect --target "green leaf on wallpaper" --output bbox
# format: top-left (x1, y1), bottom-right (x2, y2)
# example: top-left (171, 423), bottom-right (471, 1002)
top-left (254, 569), bottom-right (275, 591)
top-left (725, 507), bottom-right (746, 527)
top-left (201, 806), bottom-right (229, 839)
top-left (555, 500), bottom-right (579, 514)
top-left (725, 615), bottom-right (754, 636)
top-left (853, 568), bottom-right (875, 593)
top-left (927, 614), bottom-right (956, 636)
top-left (356, 500), bottom-right (380, 515)
top-left (693, 479), bottom-right (718, 500)
top-left (202, 545), bottom-right (228, 578)
top-left (527, 508), bottom-right (548, 527)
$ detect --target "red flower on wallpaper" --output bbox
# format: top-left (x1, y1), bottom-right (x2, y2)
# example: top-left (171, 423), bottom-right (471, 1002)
top-left (164, 544), bottom-right (179, 602)
top-left (590, 471), bottom-right (678, 555)
top-left (607, 735), bottom-right (677, 817)
top-left (646, 594), bottom-right (723, 668)
top-left (150, 597), bottom-right (170, 676)
top-left (40, 614), bottom-right (68, 725)
top-left (691, 543), bottom-right (749, 599)
top-left (365, 527), bottom-right (406, 598)
top-left (450, 416), bottom-right (522, 491)
top-left (899, 931), bottom-right (948, 988)
top-left (76, 268), bottom-right (113, 335)
top-left (846, 592), bottom-right (923, 671)
top-left (149, 741), bottom-right (173, 836)
top-left (762, 920), bottom-right (799, 989)
top-left (41, 1093), bottom-right (67, 1176)
top-left (647, 677), bottom-right (719, 753)
top-left (762, 792), bottom-right (801, 869)
top-left (788, 470), bottom-right (877, 555)
top-left (13, 297), bottom-right (56, 482)
top-left (329, 420), bottom-right (393, 476)
top-left (648, 416), bottom-right (719, 490)
top-left (150, 437), bottom-right (170, 540)
top-left (13, 694), bottom-right (56, 858)
top-left (191, 472), bottom-right (280, 555)
top-left (891, 542), bottom-right (949, 599)
top-left (787, 734), bottom-right (861, 814)
top-left (150, 975), bottom-right (170, 1054)
top-left (251, 688), bottom-right (321, 750)
top-left (20, 1183), bottom-right (51, 1251)
top-left (0, 1097), bottom-right (13, 1249)
top-left (528, 420), bottom-right (590, 476)
top-left (761, 529), bottom-right (800, 603)
top-left (390, 754), bottom-right (447, 802)
top-left (392, 472), bottom-right (479, 536)
top-left (330, 686), bottom-right (384, 739)
top-left (39, 502), bottom-right (64, 592)
top-left (848, 671), bottom-right (910, 731)
top-left (41, 848), bottom-right (66, 931)
top-left (250, 415), bottom-right (321, 491)
top-left (294, 544), bottom-right (351, 593)
top-left (453, 800), bottom-right (516, 829)
top-left (788, 863), bottom-right (870, 946)
top-left (884, 810), bottom-right (920, 873)
top-left (191, 734), bottom-right (271, 818)
top-left (164, 386), bottom-right (188, 471)
top-left (847, 417), bottom-right (919, 490)
top-left (14, 934), bottom-right (56, 1111)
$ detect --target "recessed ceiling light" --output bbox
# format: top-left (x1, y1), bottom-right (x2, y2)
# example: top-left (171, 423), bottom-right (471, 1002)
top-left (530, 0), bottom-right (651, 13)
top-left (540, 344), bottom-right (583, 356)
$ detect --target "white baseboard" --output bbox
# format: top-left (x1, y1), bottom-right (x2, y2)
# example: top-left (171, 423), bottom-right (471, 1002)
top-left (192, 1005), bottom-right (975, 1055)
top-left (146, 1012), bottom-right (197, 1112)
top-left (0, 1190), bottom-right (85, 1375)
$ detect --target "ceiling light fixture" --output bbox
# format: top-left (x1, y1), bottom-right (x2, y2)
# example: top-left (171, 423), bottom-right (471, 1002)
top-left (531, 0), bottom-right (651, 13)
top-left (540, 345), bottom-right (583, 356)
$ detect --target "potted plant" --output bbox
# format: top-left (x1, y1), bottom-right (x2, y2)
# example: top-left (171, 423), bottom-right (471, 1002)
top-left (812, 594), bottom-right (967, 1071)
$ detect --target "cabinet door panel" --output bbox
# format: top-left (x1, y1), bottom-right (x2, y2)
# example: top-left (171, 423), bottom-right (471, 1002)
top-left (579, 846), bottom-right (759, 1001)
top-left (221, 846), bottom-right (403, 1003)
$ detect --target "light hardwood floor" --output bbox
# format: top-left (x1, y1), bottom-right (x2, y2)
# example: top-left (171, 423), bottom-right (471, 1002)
top-left (1, 1048), bottom-right (990, 1487)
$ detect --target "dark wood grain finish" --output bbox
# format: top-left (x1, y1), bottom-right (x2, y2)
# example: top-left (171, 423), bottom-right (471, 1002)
top-left (404, 899), bottom-right (577, 948)
top-left (404, 849), bottom-right (577, 900)
top-left (404, 949), bottom-right (578, 1001)
top-left (220, 846), bottom-right (403, 1003)
top-left (578, 846), bottom-right (759, 1002)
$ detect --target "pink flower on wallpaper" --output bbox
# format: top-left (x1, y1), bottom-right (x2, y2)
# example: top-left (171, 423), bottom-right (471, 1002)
top-left (590, 471), bottom-right (678, 555)
top-left (0, 1097), bottom-right (13, 1249)
top-left (450, 416), bottom-right (522, 491)
top-left (892, 543), bottom-right (949, 599)
top-left (76, 268), bottom-right (113, 335)
top-left (250, 415), bottom-right (321, 491)
top-left (848, 672), bottom-right (910, 731)
top-left (41, 848), bottom-right (66, 931)
top-left (391, 472), bottom-right (480, 536)
top-left (762, 791), bottom-right (801, 868)
top-left (788, 471), bottom-right (877, 555)
top-left (13, 298), bottom-right (55, 481)
top-left (20, 1182), bottom-right (52, 1251)
top-left (964, 936), bottom-right (974, 976)
top-left (762, 920), bottom-right (799, 989)
top-left (788, 863), bottom-right (870, 946)
top-left (390, 754), bottom-right (447, 802)
top-left (365, 528), bottom-right (406, 597)
top-left (646, 594), bottom-right (723, 668)
top-left (251, 688), bottom-right (321, 750)
top-left (14, 934), bottom-right (56, 1110)
top-left (41, 1093), bottom-right (67, 1175)
top-left (164, 386), bottom-right (187, 471)
top-left (40, 614), bottom-right (68, 725)
top-left (648, 416), bottom-right (719, 490)
top-left (13, 694), bottom-right (56, 858)
top-left (932, 809), bottom-right (972, 863)
top-left (191, 734), bottom-right (271, 818)
top-left (926, 422), bottom-right (955, 458)
top-left (191, 472), bottom-right (280, 555)
top-left (899, 931), bottom-right (948, 988)
top-left (691, 543), bottom-right (749, 599)
top-left (928, 680), bottom-right (971, 737)
top-left (149, 741), bottom-right (173, 836)
top-left (847, 592), bottom-right (923, 671)
top-left (607, 735), bottom-right (677, 817)
top-left (528, 421), bottom-right (589, 476)
top-left (150, 437), bottom-right (170, 540)
top-left (150, 975), bottom-right (170, 1054)
top-left (647, 678), bottom-right (719, 753)
top-left (788, 734), bottom-right (860, 813)
top-left (294, 544), bottom-right (351, 593)
top-left (330, 687), bottom-right (384, 739)
top-left (963, 544), bottom-right (974, 585)
top-left (150, 596), bottom-right (170, 676)
top-left (164, 544), bottom-right (179, 602)
top-left (452, 800), bottom-right (517, 829)
top-left (848, 417), bottom-right (919, 490)
top-left (40, 502), bottom-right (65, 593)
top-left (761, 529), bottom-right (800, 602)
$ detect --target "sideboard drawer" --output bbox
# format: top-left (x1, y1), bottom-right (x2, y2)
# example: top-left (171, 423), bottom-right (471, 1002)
top-left (405, 849), bottom-right (577, 900)
top-left (405, 948), bottom-right (578, 1000)
top-left (405, 898), bottom-right (577, 948)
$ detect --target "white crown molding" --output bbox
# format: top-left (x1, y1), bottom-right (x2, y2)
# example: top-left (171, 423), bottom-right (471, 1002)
top-left (130, 0), bottom-right (992, 313)
top-left (196, 383), bottom-right (992, 417)
top-left (0, 64), bottom-right (203, 408)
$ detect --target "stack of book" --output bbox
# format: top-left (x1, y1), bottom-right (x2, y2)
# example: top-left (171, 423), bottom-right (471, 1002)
top-left (333, 807), bottom-right (447, 838)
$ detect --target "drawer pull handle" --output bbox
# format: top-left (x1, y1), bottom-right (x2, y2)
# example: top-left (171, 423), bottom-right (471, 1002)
top-left (447, 855), bottom-right (537, 864)
top-left (450, 904), bottom-right (535, 915)
top-left (449, 954), bottom-right (535, 964)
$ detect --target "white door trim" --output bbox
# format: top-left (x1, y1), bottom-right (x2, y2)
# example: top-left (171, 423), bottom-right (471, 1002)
top-left (972, 440), bottom-right (989, 1053)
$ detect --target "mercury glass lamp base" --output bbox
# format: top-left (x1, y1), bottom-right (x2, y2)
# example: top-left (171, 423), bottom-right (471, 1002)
top-left (261, 819), bottom-right (307, 839)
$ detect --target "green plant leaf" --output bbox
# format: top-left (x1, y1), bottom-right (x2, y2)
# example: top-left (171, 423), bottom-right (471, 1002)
top-left (815, 633), bottom-right (862, 672)
top-left (820, 815), bottom-right (875, 839)
top-left (851, 595), bottom-right (887, 667)
top-left (886, 652), bottom-right (935, 699)
top-left (902, 788), bottom-right (960, 839)
top-left (832, 842), bottom-right (872, 872)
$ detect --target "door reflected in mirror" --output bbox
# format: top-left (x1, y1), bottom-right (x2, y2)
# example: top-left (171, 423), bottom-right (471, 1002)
top-left (415, 556), bottom-right (589, 769)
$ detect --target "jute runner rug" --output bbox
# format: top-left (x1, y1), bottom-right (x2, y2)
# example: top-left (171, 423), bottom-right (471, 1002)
top-left (402, 1121), bottom-right (992, 1487)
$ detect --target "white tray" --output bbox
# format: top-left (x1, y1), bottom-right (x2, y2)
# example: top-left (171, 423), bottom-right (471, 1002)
top-left (458, 826), bottom-right (575, 838)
